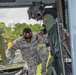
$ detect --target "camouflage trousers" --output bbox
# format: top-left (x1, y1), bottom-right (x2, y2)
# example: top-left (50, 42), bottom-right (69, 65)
top-left (27, 58), bottom-right (37, 75)
top-left (37, 46), bottom-right (48, 74)
top-left (27, 46), bottom-right (48, 75)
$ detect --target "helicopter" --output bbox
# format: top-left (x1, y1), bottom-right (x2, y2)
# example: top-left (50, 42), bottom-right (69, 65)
top-left (0, 0), bottom-right (75, 75)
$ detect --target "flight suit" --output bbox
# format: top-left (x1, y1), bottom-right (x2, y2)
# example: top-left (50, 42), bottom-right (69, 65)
top-left (43, 14), bottom-right (62, 75)
top-left (6, 34), bottom-right (48, 75)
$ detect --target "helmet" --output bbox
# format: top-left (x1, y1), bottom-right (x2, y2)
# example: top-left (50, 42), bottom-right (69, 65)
top-left (27, 2), bottom-right (45, 20)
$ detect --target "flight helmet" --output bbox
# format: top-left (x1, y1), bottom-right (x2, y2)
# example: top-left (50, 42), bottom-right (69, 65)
top-left (27, 2), bottom-right (45, 20)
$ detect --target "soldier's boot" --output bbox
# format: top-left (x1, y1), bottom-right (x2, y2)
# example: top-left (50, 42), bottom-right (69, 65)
top-left (42, 72), bottom-right (48, 75)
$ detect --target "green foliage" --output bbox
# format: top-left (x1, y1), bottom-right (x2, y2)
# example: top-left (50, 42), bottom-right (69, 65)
top-left (0, 22), bottom-right (43, 40)
top-left (0, 22), bottom-right (12, 39)
top-left (31, 24), bottom-right (43, 33)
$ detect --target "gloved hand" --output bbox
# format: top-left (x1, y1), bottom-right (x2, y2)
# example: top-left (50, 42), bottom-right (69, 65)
top-left (12, 60), bottom-right (18, 65)
top-left (23, 64), bottom-right (28, 71)
top-left (5, 58), bottom-right (13, 64)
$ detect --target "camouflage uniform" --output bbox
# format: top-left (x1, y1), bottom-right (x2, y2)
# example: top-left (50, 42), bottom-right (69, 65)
top-left (6, 34), bottom-right (48, 75)
top-left (37, 34), bottom-right (48, 74)
top-left (38, 46), bottom-right (48, 75)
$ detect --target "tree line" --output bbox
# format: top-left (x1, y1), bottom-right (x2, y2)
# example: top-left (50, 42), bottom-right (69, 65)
top-left (0, 22), bottom-right (43, 42)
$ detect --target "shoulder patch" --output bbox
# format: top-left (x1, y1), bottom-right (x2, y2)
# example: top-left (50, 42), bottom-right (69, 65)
top-left (43, 17), bottom-right (46, 23)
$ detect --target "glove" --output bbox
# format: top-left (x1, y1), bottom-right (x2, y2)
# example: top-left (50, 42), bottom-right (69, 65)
top-left (5, 58), bottom-right (13, 64)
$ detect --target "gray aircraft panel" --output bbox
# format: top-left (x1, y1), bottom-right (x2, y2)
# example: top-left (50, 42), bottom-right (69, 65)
top-left (68, 0), bottom-right (76, 75)
top-left (0, 0), bottom-right (55, 7)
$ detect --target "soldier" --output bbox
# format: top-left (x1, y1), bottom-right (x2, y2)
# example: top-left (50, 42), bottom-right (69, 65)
top-left (6, 28), bottom-right (48, 75)
top-left (37, 29), bottom-right (48, 75)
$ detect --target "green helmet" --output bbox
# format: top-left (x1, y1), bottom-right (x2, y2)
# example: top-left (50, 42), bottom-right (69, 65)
top-left (27, 2), bottom-right (45, 21)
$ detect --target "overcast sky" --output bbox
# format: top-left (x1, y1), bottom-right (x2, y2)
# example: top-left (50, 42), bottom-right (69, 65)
top-left (0, 7), bottom-right (42, 26)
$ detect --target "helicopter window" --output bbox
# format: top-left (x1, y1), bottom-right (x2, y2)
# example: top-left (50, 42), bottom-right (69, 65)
top-left (0, 7), bottom-right (43, 75)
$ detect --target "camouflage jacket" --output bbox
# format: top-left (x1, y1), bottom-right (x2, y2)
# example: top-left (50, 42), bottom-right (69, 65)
top-left (6, 34), bottom-right (46, 61)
